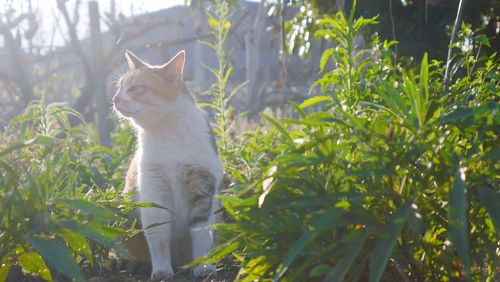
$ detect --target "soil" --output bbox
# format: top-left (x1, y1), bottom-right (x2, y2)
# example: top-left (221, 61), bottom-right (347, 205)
top-left (5, 263), bottom-right (238, 282)
top-left (87, 267), bottom-right (239, 282)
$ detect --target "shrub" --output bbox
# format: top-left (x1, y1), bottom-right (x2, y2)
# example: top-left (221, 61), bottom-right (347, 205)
top-left (0, 101), bottom-right (137, 281)
top-left (212, 3), bottom-right (499, 281)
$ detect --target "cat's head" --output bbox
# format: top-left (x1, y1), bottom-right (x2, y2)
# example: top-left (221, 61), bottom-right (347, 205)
top-left (113, 50), bottom-right (187, 128)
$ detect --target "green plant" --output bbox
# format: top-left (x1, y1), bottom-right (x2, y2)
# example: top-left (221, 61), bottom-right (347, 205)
top-left (210, 2), bottom-right (499, 281)
top-left (199, 0), bottom-right (241, 162)
top-left (0, 101), bottom-right (138, 281)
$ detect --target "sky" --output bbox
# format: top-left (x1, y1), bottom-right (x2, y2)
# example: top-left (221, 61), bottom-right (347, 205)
top-left (1, 0), bottom-right (186, 49)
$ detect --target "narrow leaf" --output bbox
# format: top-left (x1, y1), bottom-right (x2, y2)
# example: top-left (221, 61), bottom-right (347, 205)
top-left (369, 202), bottom-right (411, 282)
top-left (0, 262), bottom-right (12, 282)
top-left (274, 208), bottom-right (343, 281)
top-left (261, 113), bottom-right (295, 147)
top-left (436, 103), bottom-right (498, 125)
top-left (319, 48), bottom-right (334, 73)
top-left (478, 186), bottom-right (500, 232)
top-left (323, 232), bottom-right (368, 281)
top-left (26, 236), bottom-right (85, 282)
top-left (448, 168), bottom-right (471, 279)
top-left (18, 251), bottom-right (53, 282)
top-left (299, 96), bottom-right (333, 109)
top-left (57, 199), bottom-right (116, 220)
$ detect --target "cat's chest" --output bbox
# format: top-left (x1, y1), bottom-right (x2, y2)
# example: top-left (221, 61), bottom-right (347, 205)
top-left (141, 130), bottom-right (217, 168)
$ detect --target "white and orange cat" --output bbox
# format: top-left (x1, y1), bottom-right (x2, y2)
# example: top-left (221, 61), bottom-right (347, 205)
top-left (113, 50), bottom-right (222, 280)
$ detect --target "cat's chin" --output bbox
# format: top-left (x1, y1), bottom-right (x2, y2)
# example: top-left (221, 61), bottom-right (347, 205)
top-left (115, 106), bottom-right (139, 117)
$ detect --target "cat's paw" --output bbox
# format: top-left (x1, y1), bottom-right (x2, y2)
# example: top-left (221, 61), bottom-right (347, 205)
top-left (192, 264), bottom-right (217, 277)
top-left (151, 267), bottom-right (174, 281)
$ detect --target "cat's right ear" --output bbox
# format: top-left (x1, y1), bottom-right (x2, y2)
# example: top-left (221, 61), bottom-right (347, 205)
top-left (125, 50), bottom-right (146, 69)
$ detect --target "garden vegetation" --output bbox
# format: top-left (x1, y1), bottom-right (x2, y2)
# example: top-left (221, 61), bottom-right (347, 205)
top-left (0, 0), bottom-right (498, 281)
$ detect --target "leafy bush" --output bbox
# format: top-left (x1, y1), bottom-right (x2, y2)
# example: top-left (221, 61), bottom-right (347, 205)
top-left (0, 101), bottom-right (137, 281)
top-left (211, 4), bottom-right (499, 281)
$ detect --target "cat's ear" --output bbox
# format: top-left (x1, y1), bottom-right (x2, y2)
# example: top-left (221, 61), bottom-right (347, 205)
top-left (125, 50), bottom-right (146, 69)
top-left (160, 50), bottom-right (185, 76)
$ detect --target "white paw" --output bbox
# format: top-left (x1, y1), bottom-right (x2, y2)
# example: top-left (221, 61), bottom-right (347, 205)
top-left (192, 264), bottom-right (216, 277)
top-left (151, 266), bottom-right (174, 281)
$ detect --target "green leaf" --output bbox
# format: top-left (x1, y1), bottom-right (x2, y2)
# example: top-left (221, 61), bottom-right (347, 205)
top-left (56, 220), bottom-right (129, 257)
top-left (299, 96), bottom-right (333, 109)
top-left (57, 199), bottom-right (116, 220)
top-left (418, 53), bottom-right (429, 127)
top-left (478, 186), bottom-right (500, 232)
top-left (18, 251), bottom-right (53, 282)
top-left (448, 168), bottom-right (471, 280)
top-left (323, 232), bottom-right (368, 281)
top-left (435, 103), bottom-right (498, 125)
top-left (0, 135), bottom-right (54, 157)
top-left (369, 202), bottom-right (412, 282)
top-left (274, 208), bottom-right (343, 281)
top-left (26, 236), bottom-right (85, 282)
top-left (319, 48), bottom-right (334, 73)
top-left (190, 239), bottom-right (241, 267)
top-left (60, 228), bottom-right (92, 264)
top-left (261, 113), bottom-right (295, 147)
top-left (309, 264), bottom-right (333, 278)
top-left (0, 262), bottom-right (11, 282)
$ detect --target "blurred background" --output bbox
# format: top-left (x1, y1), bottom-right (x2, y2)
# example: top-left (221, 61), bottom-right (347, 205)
top-left (0, 0), bottom-right (498, 144)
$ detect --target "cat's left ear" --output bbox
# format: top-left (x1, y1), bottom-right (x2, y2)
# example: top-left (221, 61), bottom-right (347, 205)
top-left (160, 50), bottom-right (185, 77)
top-left (125, 50), bottom-right (146, 69)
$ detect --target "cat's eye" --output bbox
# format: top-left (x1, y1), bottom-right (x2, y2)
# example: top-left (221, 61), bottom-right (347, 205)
top-left (127, 85), bottom-right (143, 93)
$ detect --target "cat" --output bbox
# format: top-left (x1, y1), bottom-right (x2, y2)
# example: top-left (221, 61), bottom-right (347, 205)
top-left (113, 50), bottom-right (222, 280)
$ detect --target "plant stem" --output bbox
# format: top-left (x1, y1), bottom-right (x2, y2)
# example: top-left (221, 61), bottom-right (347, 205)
top-left (443, 0), bottom-right (465, 91)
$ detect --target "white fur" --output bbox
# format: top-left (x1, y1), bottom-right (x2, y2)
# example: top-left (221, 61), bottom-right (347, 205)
top-left (123, 92), bottom-right (222, 280)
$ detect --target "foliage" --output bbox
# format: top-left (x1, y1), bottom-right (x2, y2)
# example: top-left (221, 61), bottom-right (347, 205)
top-left (0, 1), bottom-right (498, 281)
top-left (285, 0), bottom-right (499, 59)
top-left (199, 0), bottom-right (236, 161)
top-left (211, 2), bottom-right (499, 281)
top-left (0, 101), bottom-right (138, 281)
top-left (199, 0), bottom-right (248, 181)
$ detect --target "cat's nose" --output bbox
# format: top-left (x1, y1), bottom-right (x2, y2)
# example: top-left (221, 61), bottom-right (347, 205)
top-left (112, 95), bottom-right (121, 104)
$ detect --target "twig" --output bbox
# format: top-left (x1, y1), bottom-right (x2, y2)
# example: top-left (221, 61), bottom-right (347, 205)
top-left (389, 0), bottom-right (397, 59)
top-left (443, 0), bottom-right (465, 91)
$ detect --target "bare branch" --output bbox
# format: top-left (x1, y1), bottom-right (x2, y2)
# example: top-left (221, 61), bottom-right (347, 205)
top-left (0, 13), bottom-right (33, 33)
top-left (56, 0), bottom-right (92, 80)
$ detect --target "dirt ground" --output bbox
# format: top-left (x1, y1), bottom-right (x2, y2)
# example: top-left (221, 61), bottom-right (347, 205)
top-left (5, 263), bottom-right (238, 282)
top-left (87, 267), bottom-right (239, 282)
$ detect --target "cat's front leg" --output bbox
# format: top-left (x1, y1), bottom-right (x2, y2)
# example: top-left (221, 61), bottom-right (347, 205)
top-left (183, 166), bottom-right (218, 277)
top-left (140, 168), bottom-right (174, 281)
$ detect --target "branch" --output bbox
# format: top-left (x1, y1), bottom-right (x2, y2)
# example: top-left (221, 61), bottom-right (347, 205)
top-left (103, 17), bottom-right (175, 64)
top-left (0, 13), bottom-right (33, 33)
top-left (105, 33), bottom-right (212, 71)
top-left (56, 0), bottom-right (92, 80)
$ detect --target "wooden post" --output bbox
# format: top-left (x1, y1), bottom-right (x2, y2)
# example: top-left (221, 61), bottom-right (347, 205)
top-left (89, 1), bottom-right (111, 147)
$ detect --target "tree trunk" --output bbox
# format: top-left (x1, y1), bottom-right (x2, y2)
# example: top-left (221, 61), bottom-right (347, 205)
top-left (89, 1), bottom-right (111, 147)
